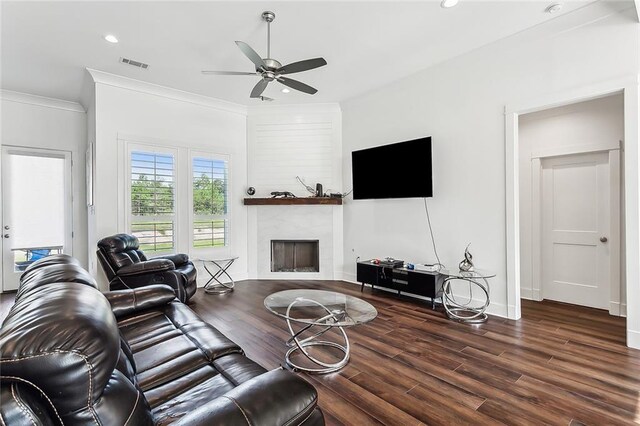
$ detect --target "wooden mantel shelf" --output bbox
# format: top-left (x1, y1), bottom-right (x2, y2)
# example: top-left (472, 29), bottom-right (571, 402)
top-left (244, 197), bottom-right (342, 206)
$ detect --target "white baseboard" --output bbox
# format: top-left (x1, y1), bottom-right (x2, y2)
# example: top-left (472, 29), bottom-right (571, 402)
top-left (627, 329), bottom-right (640, 349)
top-left (521, 288), bottom-right (533, 300)
top-left (341, 271), bottom-right (357, 284)
top-left (609, 301), bottom-right (627, 317)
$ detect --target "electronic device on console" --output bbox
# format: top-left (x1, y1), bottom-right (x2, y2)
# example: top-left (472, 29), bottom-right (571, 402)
top-left (377, 257), bottom-right (404, 267)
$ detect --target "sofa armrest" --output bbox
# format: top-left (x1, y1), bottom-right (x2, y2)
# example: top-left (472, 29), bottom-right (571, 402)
top-left (116, 259), bottom-right (174, 277)
top-left (151, 253), bottom-right (189, 267)
top-left (105, 285), bottom-right (176, 318)
top-left (173, 369), bottom-right (319, 426)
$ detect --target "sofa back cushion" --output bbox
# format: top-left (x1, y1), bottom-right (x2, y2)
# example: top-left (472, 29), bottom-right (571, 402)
top-left (16, 263), bottom-right (97, 302)
top-left (97, 234), bottom-right (148, 270)
top-left (0, 281), bottom-right (153, 425)
top-left (20, 253), bottom-right (81, 282)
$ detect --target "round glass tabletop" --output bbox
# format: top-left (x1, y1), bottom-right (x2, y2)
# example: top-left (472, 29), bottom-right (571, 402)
top-left (439, 268), bottom-right (496, 279)
top-left (264, 289), bottom-right (378, 326)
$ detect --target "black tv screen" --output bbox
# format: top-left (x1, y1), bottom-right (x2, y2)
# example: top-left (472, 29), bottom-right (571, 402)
top-left (351, 137), bottom-right (433, 200)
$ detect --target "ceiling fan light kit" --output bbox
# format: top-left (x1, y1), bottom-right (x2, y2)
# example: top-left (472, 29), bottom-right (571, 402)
top-left (201, 11), bottom-right (327, 101)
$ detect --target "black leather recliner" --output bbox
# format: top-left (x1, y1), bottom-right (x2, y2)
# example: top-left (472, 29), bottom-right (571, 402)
top-left (97, 233), bottom-right (197, 303)
top-left (0, 254), bottom-right (324, 425)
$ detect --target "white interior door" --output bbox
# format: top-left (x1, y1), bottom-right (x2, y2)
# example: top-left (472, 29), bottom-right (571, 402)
top-left (1, 147), bottom-right (73, 291)
top-left (541, 151), bottom-right (615, 309)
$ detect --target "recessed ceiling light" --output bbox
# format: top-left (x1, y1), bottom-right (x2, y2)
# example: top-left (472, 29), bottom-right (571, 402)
top-left (104, 34), bottom-right (119, 43)
top-left (440, 0), bottom-right (459, 8)
top-left (281, 88), bottom-right (291, 93)
top-left (545, 3), bottom-right (563, 13)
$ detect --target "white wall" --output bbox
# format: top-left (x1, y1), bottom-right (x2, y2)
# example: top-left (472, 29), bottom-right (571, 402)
top-left (518, 95), bottom-right (625, 312)
top-left (89, 70), bottom-right (248, 290)
top-left (1, 91), bottom-right (88, 272)
top-left (341, 5), bottom-right (639, 318)
top-left (247, 104), bottom-right (343, 197)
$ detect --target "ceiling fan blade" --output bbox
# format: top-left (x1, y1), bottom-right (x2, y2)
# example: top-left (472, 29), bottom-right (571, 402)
top-left (277, 77), bottom-right (318, 95)
top-left (277, 58), bottom-right (327, 75)
top-left (250, 79), bottom-right (269, 98)
top-left (235, 41), bottom-right (267, 70)
top-left (201, 71), bottom-right (258, 76)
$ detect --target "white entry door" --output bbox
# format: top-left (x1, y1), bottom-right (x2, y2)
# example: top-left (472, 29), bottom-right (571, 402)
top-left (1, 147), bottom-right (73, 291)
top-left (541, 151), bottom-right (617, 310)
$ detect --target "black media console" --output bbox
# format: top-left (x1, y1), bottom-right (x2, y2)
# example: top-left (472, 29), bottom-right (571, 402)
top-left (356, 260), bottom-right (443, 309)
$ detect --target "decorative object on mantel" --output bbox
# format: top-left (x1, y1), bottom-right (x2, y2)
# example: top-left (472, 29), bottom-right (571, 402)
top-left (244, 197), bottom-right (342, 206)
top-left (296, 176), bottom-right (353, 199)
top-left (271, 191), bottom-right (296, 198)
top-left (246, 187), bottom-right (256, 196)
top-left (458, 243), bottom-right (474, 272)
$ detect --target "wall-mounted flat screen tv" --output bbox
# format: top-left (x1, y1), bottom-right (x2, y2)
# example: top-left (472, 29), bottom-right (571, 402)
top-left (351, 136), bottom-right (433, 200)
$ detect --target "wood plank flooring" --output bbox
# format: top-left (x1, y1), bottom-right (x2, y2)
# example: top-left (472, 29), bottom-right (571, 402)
top-left (2, 280), bottom-right (639, 425)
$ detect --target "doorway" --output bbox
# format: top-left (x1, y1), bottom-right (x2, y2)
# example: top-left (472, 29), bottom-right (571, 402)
top-left (518, 94), bottom-right (624, 315)
top-left (1, 146), bottom-right (73, 291)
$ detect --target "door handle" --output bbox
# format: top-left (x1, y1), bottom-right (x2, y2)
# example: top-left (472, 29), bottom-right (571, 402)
top-left (3, 234), bottom-right (9, 239)
top-left (3, 225), bottom-right (8, 230)
top-left (600, 236), bottom-right (608, 243)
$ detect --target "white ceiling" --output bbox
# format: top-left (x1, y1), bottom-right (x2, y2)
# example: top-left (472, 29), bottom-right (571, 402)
top-left (1, 1), bottom-right (606, 106)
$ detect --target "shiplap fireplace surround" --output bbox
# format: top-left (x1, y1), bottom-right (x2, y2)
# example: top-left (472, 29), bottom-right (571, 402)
top-left (247, 204), bottom-right (343, 280)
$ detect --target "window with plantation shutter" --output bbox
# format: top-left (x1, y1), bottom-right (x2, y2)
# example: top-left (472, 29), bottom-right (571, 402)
top-left (192, 155), bottom-right (229, 248)
top-left (130, 150), bottom-right (175, 252)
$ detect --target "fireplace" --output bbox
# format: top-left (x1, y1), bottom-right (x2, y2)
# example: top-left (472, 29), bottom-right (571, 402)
top-left (271, 240), bottom-right (320, 273)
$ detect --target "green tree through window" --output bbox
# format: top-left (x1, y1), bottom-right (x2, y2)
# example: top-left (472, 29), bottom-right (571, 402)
top-left (130, 151), bottom-right (175, 252)
top-left (192, 157), bottom-right (228, 248)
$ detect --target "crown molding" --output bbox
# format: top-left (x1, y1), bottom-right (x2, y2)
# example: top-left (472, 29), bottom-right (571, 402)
top-left (86, 68), bottom-right (247, 116)
top-left (247, 102), bottom-right (341, 116)
top-left (0, 90), bottom-right (85, 113)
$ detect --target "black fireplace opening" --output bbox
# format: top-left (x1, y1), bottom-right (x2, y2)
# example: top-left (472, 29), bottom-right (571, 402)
top-left (271, 240), bottom-right (320, 272)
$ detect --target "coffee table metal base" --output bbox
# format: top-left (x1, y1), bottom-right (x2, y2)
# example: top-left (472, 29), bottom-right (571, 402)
top-left (284, 297), bottom-right (350, 374)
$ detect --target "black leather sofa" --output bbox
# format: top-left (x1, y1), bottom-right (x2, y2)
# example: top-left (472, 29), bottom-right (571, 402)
top-left (97, 234), bottom-right (198, 303)
top-left (0, 254), bottom-right (324, 425)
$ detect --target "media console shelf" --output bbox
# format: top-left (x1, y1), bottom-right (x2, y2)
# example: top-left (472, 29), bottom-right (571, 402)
top-left (356, 260), bottom-right (443, 309)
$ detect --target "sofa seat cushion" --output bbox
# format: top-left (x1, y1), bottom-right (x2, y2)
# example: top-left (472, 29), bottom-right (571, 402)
top-left (116, 301), bottom-right (242, 392)
top-left (119, 302), bottom-right (242, 359)
top-left (134, 334), bottom-right (211, 391)
top-left (148, 354), bottom-right (268, 426)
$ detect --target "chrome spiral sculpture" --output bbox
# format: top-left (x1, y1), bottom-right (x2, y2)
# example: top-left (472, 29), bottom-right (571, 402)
top-left (442, 273), bottom-right (491, 323)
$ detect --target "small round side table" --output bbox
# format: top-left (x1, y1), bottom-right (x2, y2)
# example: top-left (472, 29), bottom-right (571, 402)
top-left (440, 268), bottom-right (495, 324)
top-left (197, 256), bottom-right (239, 294)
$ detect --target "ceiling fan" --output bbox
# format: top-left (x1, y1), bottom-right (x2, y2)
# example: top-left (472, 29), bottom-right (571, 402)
top-left (202, 11), bottom-right (327, 100)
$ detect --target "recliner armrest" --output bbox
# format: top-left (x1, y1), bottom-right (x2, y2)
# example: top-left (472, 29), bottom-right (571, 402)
top-left (151, 253), bottom-right (190, 267)
top-left (105, 285), bottom-right (176, 318)
top-left (116, 259), bottom-right (174, 276)
top-left (173, 369), bottom-right (319, 426)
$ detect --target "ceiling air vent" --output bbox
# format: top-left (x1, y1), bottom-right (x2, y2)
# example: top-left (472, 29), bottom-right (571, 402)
top-left (119, 57), bottom-right (149, 70)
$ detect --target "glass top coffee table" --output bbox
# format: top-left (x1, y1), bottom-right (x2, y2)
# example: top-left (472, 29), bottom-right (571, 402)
top-left (264, 289), bottom-right (377, 374)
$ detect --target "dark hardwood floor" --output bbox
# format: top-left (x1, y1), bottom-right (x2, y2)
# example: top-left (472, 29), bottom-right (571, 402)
top-left (2, 280), bottom-right (639, 425)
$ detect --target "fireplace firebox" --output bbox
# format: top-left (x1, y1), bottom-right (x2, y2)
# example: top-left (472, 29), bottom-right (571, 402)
top-left (271, 240), bottom-right (320, 272)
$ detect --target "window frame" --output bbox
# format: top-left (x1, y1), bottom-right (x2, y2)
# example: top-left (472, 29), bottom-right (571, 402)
top-left (188, 150), bottom-right (231, 252)
top-left (125, 143), bottom-right (179, 255)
